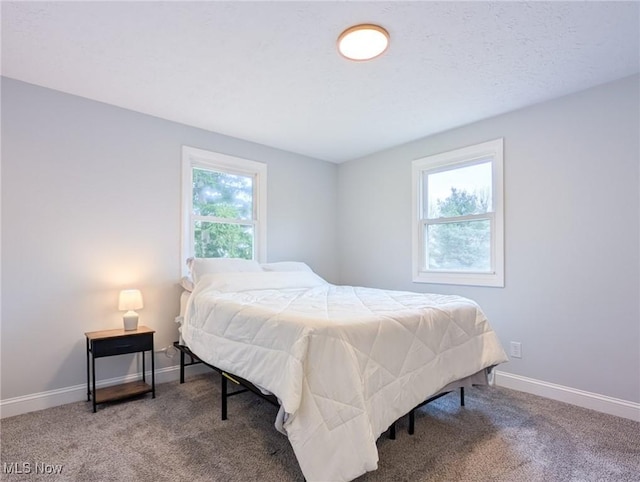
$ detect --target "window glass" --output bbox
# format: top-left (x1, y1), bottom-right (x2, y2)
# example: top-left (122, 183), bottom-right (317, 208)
top-left (425, 161), bottom-right (492, 218)
top-left (193, 168), bottom-right (253, 221)
top-left (425, 220), bottom-right (491, 271)
top-left (194, 221), bottom-right (253, 259)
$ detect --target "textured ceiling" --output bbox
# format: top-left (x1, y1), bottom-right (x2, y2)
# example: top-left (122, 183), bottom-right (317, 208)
top-left (2, 1), bottom-right (639, 163)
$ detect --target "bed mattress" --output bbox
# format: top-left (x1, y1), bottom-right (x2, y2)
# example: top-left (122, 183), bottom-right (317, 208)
top-left (182, 270), bottom-right (508, 481)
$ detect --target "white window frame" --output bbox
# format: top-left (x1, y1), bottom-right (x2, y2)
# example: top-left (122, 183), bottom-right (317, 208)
top-left (411, 138), bottom-right (504, 287)
top-left (181, 146), bottom-right (267, 273)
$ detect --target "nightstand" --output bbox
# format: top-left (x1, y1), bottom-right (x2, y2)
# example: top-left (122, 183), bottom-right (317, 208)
top-left (85, 326), bottom-right (155, 412)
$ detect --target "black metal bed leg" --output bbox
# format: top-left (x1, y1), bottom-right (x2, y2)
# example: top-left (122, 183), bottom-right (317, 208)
top-left (389, 422), bottom-right (396, 440)
top-left (221, 373), bottom-right (228, 420)
top-left (179, 349), bottom-right (185, 384)
top-left (460, 386), bottom-right (465, 407)
top-left (409, 409), bottom-right (415, 435)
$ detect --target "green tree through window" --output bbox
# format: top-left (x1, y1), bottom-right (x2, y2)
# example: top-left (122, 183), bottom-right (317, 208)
top-left (427, 188), bottom-right (491, 271)
top-left (192, 168), bottom-right (254, 259)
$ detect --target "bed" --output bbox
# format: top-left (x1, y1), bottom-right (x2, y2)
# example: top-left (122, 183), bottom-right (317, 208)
top-left (178, 258), bottom-right (508, 482)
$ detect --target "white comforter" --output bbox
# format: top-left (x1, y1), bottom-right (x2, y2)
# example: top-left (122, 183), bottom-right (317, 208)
top-left (182, 271), bottom-right (508, 481)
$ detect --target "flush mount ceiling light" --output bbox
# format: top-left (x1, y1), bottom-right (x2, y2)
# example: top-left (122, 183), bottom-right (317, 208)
top-left (337, 24), bottom-right (389, 61)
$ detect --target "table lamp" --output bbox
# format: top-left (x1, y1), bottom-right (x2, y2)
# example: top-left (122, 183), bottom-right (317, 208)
top-left (119, 289), bottom-right (143, 331)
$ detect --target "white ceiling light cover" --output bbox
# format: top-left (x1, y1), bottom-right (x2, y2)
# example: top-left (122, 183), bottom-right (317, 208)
top-left (338, 24), bottom-right (389, 61)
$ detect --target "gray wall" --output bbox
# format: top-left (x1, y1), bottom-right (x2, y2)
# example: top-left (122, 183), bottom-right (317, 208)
top-left (1, 78), bottom-right (338, 400)
top-left (3, 75), bottom-right (639, 407)
top-left (337, 75), bottom-right (640, 403)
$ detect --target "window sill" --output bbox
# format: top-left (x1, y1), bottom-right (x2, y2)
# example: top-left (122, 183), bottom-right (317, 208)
top-left (413, 271), bottom-right (504, 288)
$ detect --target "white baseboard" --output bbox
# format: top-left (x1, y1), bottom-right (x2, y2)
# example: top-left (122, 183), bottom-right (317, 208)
top-left (495, 370), bottom-right (640, 422)
top-left (0, 364), bottom-right (210, 419)
top-left (3, 367), bottom-right (638, 422)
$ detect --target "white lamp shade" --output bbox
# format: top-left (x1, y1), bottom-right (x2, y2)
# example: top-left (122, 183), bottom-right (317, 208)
top-left (118, 289), bottom-right (144, 311)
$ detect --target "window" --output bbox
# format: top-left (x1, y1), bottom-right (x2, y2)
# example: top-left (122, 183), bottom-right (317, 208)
top-left (412, 139), bottom-right (504, 287)
top-left (181, 146), bottom-right (266, 268)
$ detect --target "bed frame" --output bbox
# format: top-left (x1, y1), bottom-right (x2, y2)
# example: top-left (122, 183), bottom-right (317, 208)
top-left (173, 341), bottom-right (465, 438)
top-left (174, 341), bottom-right (279, 419)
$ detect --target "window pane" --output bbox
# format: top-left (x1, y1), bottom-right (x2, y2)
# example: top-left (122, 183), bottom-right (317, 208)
top-left (193, 168), bottom-right (253, 220)
top-left (426, 220), bottom-right (491, 272)
top-left (424, 161), bottom-right (492, 218)
top-left (194, 221), bottom-right (253, 259)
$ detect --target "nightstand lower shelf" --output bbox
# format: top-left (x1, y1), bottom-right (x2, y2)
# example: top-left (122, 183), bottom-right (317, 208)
top-left (94, 381), bottom-right (153, 404)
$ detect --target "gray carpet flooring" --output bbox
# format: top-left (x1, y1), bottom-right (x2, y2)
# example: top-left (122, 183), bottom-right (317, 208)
top-left (1, 373), bottom-right (639, 481)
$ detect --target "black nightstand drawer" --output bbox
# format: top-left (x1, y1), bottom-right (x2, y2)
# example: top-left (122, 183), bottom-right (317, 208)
top-left (92, 333), bottom-right (153, 357)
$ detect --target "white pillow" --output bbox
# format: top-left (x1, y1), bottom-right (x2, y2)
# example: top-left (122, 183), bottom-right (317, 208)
top-left (187, 257), bottom-right (262, 284)
top-left (180, 276), bottom-right (195, 292)
top-left (261, 261), bottom-right (313, 272)
top-left (199, 271), bottom-right (328, 293)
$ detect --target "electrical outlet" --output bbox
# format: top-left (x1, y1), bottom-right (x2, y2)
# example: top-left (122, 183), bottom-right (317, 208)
top-left (510, 341), bottom-right (522, 359)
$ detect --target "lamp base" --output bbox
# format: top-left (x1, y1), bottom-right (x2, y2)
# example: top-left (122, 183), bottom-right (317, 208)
top-left (123, 312), bottom-right (139, 331)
